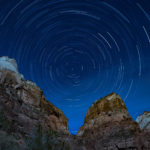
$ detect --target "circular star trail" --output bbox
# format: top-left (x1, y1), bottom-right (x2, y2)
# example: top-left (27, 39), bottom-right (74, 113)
top-left (0, 0), bottom-right (150, 134)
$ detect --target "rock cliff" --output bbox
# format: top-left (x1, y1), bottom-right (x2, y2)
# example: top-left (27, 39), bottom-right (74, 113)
top-left (136, 111), bottom-right (150, 131)
top-left (77, 93), bottom-right (150, 150)
top-left (0, 56), bottom-right (69, 150)
top-left (77, 93), bottom-right (134, 136)
top-left (0, 56), bottom-right (150, 150)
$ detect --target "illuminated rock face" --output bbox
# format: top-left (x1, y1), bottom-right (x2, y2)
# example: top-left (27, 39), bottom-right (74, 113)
top-left (0, 56), bottom-right (69, 134)
top-left (0, 56), bottom-right (18, 73)
top-left (0, 57), bottom-right (69, 149)
top-left (136, 111), bottom-right (150, 131)
top-left (77, 93), bottom-right (150, 150)
top-left (77, 93), bottom-right (133, 136)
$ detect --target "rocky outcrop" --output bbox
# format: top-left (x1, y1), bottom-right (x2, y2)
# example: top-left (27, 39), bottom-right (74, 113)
top-left (0, 56), bottom-right (150, 150)
top-left (0, 56), bottom-right (19, 73)
top-left (77, 93), bottom-right (136, 136)
top-left (136, 111), bottom-right (150, 131)
top-left (77, 93), bottom-right (150, 150)
top-left (0, 56), bottom-right (69, 150)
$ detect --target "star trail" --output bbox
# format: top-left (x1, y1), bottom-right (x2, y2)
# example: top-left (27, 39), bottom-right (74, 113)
top-left (0, 0), bottom-right (150, 134)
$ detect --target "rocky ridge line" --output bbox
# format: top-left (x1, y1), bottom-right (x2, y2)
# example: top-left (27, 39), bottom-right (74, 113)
top-left (0, 56), bottom-right (70, 150)
top-left (0, 56), bottom-right (150, 150)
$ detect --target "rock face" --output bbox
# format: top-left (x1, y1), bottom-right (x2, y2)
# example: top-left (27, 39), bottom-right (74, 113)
top-left (0, 57), bottom-right (69, 150)
top-left (78, 93), bottom-right (135, 136)
top-left (136, 111), bottom-right (150, 131)
top-left (0, 56), bottom-right (18, 73)
top-left (0, 56), bottom-right (150, 150)
top-left (77, 93), bottom-right (150, 150)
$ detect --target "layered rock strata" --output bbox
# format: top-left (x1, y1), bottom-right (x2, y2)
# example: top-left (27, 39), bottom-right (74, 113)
top-left (77, 93), bottom-right (150, 150)
top-left (0, 56), bottom-right (69, 150)
top-left (0, 56), bottom-right (150, 150)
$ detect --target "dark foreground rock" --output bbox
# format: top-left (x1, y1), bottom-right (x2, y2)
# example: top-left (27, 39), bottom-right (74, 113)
top-left (0, 57), bottom-right (150, 150)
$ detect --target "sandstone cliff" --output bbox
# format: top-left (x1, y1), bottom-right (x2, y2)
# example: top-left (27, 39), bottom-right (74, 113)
top-left (0, 56), bottom-right (150, 150)
top-left (0, 57), bottom-right (69, 150)
top-left (77, 93), bottom-right (136, 136)
top-left (77, 93), bottom-right (150, 150)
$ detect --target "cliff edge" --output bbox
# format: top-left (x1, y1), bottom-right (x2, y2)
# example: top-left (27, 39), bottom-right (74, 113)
top-left (0, 56), bottom-right (69, 150)
top-left (77, 93), bottom-right (150, 150)
top-left (0, 56), bottom-right (150, 150)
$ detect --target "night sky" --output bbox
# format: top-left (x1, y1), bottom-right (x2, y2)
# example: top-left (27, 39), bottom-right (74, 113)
top-left (0, 0), bottom-right (150, 134)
